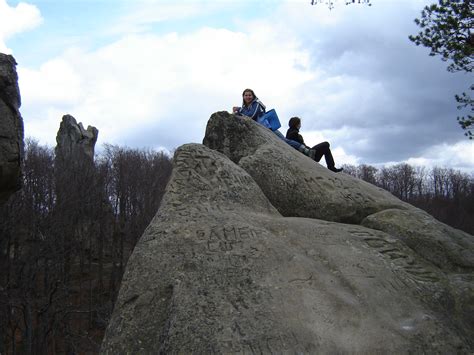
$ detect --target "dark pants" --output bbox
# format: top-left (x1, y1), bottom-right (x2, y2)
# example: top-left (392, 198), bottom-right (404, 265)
top-left (312, 141), bottom-right (335, 168)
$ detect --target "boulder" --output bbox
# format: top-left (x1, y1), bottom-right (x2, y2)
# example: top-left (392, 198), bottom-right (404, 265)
top-left (203, 111), bottom-right (410, 224)
top-left (101, 141), bottom-right (473, 353)
top-left (0, 53), bottom-right (24, 204)
top-left (361, 208), bottom-right (474, 272)
top-left (204, 112), bottom-right (473, 278)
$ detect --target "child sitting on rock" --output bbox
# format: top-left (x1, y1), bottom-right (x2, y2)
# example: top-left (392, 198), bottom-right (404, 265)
top-left (286, 116), bottom-right (343, 173)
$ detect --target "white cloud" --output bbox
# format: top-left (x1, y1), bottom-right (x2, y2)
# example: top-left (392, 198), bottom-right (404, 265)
top-left (332, 146), bottom-right (360, 166)
top-left (0, 0), bottom-right (42, 53)
top-left (104, 1), bottom-right (227, 36)
top-left (18, 25), bottom-right (313, 148)
top-left (19, 57), bottom-right (82, 104)
top-left (406, 141), bottom-right (474, 173)
top-left (25, 106), bottom-right (66, 145)
top-left (11, 0), bottom-right (474, 173)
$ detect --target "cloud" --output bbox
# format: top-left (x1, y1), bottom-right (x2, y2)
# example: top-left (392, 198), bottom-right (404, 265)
top-left (11, 0), bottom-right (474, 172)
top-left (406, 141), bottom-right (474, 173)
top-left (104, 1), bottom-right (227, 36)
top-left (0, 0), bottom-right (42, 53)
top-left (19, 57), bottom-right (82, 104)
top-left (18, 25), bottom-right (313, 150)
top-left (257, 0), bottom-right (472, 169)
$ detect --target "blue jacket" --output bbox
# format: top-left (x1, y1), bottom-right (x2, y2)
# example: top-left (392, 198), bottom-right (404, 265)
top-left (238, 99), bottom-right (265, 121)
top-left (237, 99), bottom-right (303, 150)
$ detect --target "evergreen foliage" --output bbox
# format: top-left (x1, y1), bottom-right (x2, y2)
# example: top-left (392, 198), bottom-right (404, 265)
top-left (409, 0), bottom-right (473, 138)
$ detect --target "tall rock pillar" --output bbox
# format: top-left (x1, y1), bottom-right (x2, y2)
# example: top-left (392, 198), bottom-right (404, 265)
top-left (55, 114), bottom-right (98, 164)
top-left (0, 53), bottom-right (24, 204)
top-left (54, 114), bottom-right (98, 207)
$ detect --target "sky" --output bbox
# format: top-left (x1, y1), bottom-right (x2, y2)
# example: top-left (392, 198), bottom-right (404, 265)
top-left (1, 0), bottom-right (473, 172)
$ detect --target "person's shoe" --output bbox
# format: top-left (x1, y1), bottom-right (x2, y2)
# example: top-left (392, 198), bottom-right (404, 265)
top-left (329, 166), bottom-right (343, 173)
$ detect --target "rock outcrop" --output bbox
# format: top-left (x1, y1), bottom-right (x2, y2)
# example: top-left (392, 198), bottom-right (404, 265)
top-left (0, 53), bottom-right (24, 204)
top-left (54, 114), bottom-right (98, 209)
top-left (204, 112), bottom-right (474, 274)
top-left (55, 114), bottom-right (98, 163)
top-left (101, 112), bottom-right (474, 353)
top-left (204, 112), bottom-right (412, 224)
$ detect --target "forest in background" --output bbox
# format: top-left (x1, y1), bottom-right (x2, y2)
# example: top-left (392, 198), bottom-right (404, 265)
top-left (0, 139), bottom-right (173, 354)
top-left (342, 163), bottom-right (474, 235)
top-left (0, 139), bottom-right (473, 354)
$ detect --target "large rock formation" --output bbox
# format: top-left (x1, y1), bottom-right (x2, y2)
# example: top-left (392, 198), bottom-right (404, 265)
top-left (55, 114), bottom-right (98, 163)
top-left (0, 53), bottom-right (24, 204)
top-left (101, 112), bottom-right (474, 353)
top-left (54, 114), bottom-right (98, 209)
top-left (204, 112), bottom-right (412, 224)
top-left (204, 112), bottom-right (474, 272)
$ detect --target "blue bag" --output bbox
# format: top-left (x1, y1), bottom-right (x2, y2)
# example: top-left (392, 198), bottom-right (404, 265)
top-left (258, 109), bottom-right (281, 131)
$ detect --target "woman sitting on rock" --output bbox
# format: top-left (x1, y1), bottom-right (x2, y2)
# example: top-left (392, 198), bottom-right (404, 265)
top-left (286, 116), bottom-right (343, 173)
top-left (232, 88), bottom-right (266, 122)
top-left (233, 88), bottom-right (316, 159)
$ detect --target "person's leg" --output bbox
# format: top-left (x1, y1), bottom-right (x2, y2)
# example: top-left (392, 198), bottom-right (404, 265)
top-left (312, 141), bottom-right (342, 172)
top-left (312, 142), bottom-right (332, 164)
top-left (289, 139), bottom-right (316, 159)
top-left (274, 130), bottom-right (298, 147)
top-left (273, 130), bottom-right (283, 138)
top-left (273, 130), bottom-right (316, 159)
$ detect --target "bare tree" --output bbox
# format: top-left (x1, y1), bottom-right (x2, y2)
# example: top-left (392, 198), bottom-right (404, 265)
top-left (357, 164), bottom-right (378, 185)
top-left (0, 139), bottom-right (172, 354)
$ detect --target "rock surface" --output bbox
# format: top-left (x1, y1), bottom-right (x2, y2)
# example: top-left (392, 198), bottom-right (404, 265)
top-left (55, 114), bottom-right (98, 163)
top-left (204, 112), bottom-right (410, 224)
top-left (361, 208), bottom-right (474, 272)
top-left (0, 53), bottom-right (24, 204)
top-left (101, 113), bottom-right (474, 353)
top-left (204, 112), bottom-right (474, 275)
